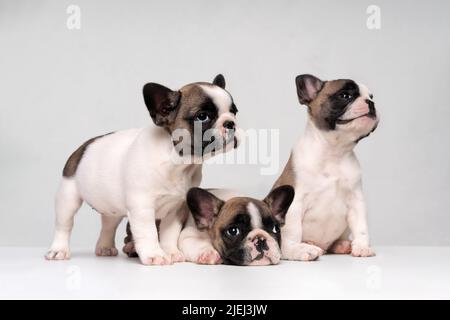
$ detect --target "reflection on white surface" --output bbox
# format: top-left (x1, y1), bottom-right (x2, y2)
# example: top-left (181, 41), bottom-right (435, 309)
top-left (0, 246), bottom-right (449, 299)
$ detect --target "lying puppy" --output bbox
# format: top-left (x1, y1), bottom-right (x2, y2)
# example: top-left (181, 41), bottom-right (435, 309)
top-left (184, 186), bottom-right (295, 265)
top-left (46, 74), bottom-right (239, 265)
top-left (123, 185), bottom-right (295, 266)
top-left (273, 74), bottom-right (379, 261)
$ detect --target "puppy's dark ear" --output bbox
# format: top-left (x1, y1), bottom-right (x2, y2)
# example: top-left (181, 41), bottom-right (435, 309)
top-left (143, 83), bottom-right (181, 127)
top-left (295, 74), bottom-right (324, 105)
top-left (187, 188), bottom-right (224, 230)
top-left (263, 185), bottom-right (295, 225)
top-left (212, 74), bottom-right (226, 89)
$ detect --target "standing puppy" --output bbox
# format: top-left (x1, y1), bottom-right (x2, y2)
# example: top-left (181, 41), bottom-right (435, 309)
top-left (273, 74), bottom-right (379, 261)
top-left (46, 75), bottom-right (239, 265)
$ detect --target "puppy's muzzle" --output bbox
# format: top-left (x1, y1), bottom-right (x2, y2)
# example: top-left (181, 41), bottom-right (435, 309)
top-left (255, 237), bottom-right (269, 254)
top-left (245, 229), bottom-right (281, 266)
top-left (337, 99), bottom-right (377, 124)
top-left (223, 120), bottom-right (235, 130)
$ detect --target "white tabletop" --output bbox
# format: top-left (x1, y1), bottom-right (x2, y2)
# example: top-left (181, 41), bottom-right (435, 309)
top-left (0, 246), bottom-right (449, 299)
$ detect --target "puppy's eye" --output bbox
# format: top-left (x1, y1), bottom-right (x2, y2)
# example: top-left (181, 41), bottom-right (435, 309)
top-left (369, 93), bottom-right (374, 99)
top-left (195, 112), bottom-right (210, 122)
top-left (339, 92), bottom-right (353, 100)
top-left (272, 224), bottom-right (280, 234)
top-left (226, 226), bottom-right (240, 237)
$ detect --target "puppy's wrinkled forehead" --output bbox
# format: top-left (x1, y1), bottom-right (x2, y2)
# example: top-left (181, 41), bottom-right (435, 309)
top-left (215, 197), bottom-right (271, 228)
top-left (179, 83), bottom-right (235, 116)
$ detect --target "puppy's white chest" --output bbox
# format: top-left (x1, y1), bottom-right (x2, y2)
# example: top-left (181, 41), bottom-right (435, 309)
top-left (153, 163), bottom-right (201, 219)
top-left (299, 162), bottom-right (357, 248)
top-left (304, 166), bottom-right (351, 216)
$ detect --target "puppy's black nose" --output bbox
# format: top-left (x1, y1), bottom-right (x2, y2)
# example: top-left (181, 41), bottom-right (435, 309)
top-left (223, 120), bottom-right (235, 130)
top-left (365, 99), bottom-right (376, 115)
top-left (365, 99), bottom-right (374, 106)
top-left (255, 238), bottom-right (269, 253)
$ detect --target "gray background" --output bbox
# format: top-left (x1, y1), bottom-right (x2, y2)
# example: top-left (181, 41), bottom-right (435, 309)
top-left (1, 0), bottom-right (449, 248)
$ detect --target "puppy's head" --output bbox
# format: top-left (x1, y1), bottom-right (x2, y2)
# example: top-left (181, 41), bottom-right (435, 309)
top-left (295, 74), bottom-right (379, 142)
top-left (187, 186), bottom-right (295, 266)
top-left (142, 74), bottom-right (239, 161)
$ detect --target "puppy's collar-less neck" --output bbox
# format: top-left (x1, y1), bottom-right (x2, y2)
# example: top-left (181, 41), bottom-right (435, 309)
top-left (144, 125), bottom-right (203, 171)
top-left (304, 119), bottom-right (356, 157)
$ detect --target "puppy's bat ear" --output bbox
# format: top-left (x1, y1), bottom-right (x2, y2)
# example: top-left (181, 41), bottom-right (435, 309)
top-left (212, 74), bottom-right (226, 89)
top-left (187, 188), bottom-right (224, 230)
top-left (295, 74), bottom-right (324, 105)
top-left (263, 185), bottom-right (295, 225)
top-left (143, 82), bottom-right (181, 127)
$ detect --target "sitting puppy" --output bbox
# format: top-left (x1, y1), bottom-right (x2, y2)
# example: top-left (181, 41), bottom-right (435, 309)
top-left (46, 75), bottom-right (239, 265)
top-left (273, 74), bottom-right (379, 261)
top-left (124, 186), bottom-right (294, 265)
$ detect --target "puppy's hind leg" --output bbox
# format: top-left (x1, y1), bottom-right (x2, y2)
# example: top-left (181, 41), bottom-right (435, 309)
top-left (95, 215), bottom-right (123, 257)
top-left (328, 229), bottom-right (352, 254)
top-left (46, 178), bottom-right (83, 260)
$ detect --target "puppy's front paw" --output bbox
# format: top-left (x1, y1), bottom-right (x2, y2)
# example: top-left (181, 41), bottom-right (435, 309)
top-left (45, 248), bottom-right (70, 260)
top-left (283, 242), bottom-right (323, 261)
top-left (138, 247), bottom-right (172, 266)
top-left (351, 243), bottom-right (375, 257)
top-left (197, 249), bottom-right (222, 265)
top-left (298, 243), bottom-right (324, 261)
top-left (165, 249), bottom-right (185, 263)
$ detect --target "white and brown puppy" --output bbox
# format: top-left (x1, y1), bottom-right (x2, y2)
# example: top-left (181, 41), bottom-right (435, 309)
top-left (179, 186), bottom-right (295, 266)
top-left (273, 74), bottom-right (379, 261)
top-left (46, 75), bottom-right (239, 265)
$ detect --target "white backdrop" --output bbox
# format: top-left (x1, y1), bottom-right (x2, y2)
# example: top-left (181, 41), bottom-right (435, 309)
top-left (1, 0), bottom-right (449, 247)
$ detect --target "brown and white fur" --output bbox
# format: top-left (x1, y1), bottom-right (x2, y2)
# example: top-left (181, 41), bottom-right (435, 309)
top-left (185, 186), bottom-right (294, 265)
top-left (46, 74), bottom-right (240, 265)
top-left (123, 186), bottom-right (294, 266)
top-left (273, 74), bottom-right (379, 261)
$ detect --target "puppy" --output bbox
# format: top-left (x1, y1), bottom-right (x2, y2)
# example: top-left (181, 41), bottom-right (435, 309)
top-left (46, 74), bottom-right (239, 265)
top-left (123, 186), bottom-right (294, 265)
top-left (273, 74), bottom-right (379, 261)
top-left (181, 186), bottom-right (295, 265)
